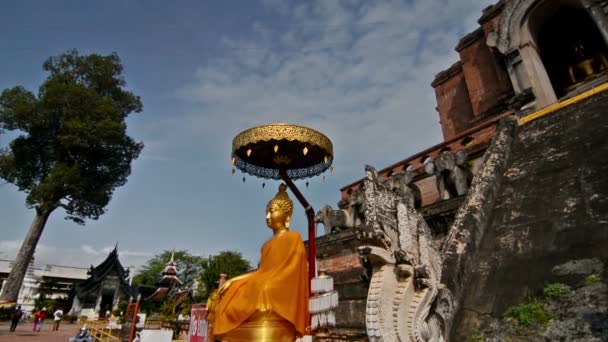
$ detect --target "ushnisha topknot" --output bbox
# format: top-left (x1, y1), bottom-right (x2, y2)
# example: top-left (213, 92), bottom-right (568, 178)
top-left (267, 183), bottom-right (293, 216)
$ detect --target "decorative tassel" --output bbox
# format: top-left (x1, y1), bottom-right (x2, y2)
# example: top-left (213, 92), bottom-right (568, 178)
top-left (242, 177), bottom-right (246, 183)
top-left (262, 183), bottom-right (265, 188)
top-left (231, 168), bottom-right (236, 175)
top-left (311, 276), bottom-right (334, 294)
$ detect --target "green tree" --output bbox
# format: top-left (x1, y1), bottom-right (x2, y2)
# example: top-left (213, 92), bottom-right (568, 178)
top-left (133, 250), bottom-right (204, 288)
top-left (200, 251), bottom-right (252, 299)
top-left (0, 50), bottom-right (143, 302)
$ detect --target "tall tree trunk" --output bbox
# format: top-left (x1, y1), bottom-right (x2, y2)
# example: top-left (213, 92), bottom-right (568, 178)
top-left (0, 206), bottom-right (54, 302)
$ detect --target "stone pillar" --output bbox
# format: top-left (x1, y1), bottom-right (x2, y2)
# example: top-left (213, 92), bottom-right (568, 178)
top-left (94, 286), bottom-right (102, 314)
top-left (518, 42), bottom-right (558, 107)
top-left (582, 0), bottom-right (608, 44)
top-left (505, 50), bottom-right (532, 94)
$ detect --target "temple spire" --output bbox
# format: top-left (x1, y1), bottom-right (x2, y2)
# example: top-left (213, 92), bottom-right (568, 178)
top-left (159, 252), bottom-right (182, 287)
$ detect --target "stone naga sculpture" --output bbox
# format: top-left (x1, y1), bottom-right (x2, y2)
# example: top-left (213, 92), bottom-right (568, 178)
top-left (356, 165), bottom-right (451, 342)
top-left (425, 150), bottom-right (472, 200)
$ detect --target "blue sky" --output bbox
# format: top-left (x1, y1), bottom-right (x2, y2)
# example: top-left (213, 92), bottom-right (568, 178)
top-left (0, 0), bottom-right (488, 271)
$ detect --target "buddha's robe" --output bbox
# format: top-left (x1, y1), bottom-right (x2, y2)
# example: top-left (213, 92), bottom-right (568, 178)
top-left (213, 230), bottom-right (309, 336)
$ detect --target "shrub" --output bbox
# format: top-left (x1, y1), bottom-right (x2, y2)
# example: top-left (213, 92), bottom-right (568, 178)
top-left (469, 331), bottom-right (484, 342)
top-left (543, 283), bottom-right (570, 300)
top-left (584, 274), bottom-right (600, 286)
top-left (504, 298), bottom-right (552, 334)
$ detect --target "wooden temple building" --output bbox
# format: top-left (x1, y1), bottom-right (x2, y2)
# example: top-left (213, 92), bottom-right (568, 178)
top-left (69, 246), bottom-right (135, 317)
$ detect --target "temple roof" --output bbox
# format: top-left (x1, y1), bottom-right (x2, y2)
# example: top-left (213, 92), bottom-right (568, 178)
top-left (74, 245), bottom-right (135, 298)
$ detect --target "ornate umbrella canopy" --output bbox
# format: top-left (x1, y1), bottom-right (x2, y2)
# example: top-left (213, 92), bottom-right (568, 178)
top-left (231, 123), bottom-right (333, 180)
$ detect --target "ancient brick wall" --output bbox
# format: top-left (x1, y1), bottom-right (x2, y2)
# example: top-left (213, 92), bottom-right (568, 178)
top-left (456, 29), bottom-right (512, 117)
top-left (315, 231), bottom-right (368, 340)
top-left (432, 62), bottom-right (475, 140)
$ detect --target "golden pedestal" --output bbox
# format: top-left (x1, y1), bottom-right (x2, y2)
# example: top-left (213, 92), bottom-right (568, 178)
top-left (218, 311), bottom-right (296, 342)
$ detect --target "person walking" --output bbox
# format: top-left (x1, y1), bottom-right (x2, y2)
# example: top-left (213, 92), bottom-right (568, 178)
top-left (33, 307), bottom-right (47, 332)
top-left (9, 305), bottom-right (23, 332)
top-left (32, 309), bottom-right (40, 331)
top-left (52, 308), bottom-right (64, 331)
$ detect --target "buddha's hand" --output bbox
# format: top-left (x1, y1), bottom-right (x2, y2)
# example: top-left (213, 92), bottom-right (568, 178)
top-left (219, 272), bottom-right (253, 297)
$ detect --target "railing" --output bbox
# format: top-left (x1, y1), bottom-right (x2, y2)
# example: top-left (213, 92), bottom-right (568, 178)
top-left (84, 319), bottom-right (120, 342)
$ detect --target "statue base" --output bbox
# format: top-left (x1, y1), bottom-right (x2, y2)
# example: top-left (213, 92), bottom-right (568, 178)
top-left (218, 311), bottom-right (296, 342)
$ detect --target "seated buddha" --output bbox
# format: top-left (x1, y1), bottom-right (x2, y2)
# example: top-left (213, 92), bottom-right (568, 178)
top-left (213, 184), bottom-right (309, 341)
top-left (567, 40), bottom-right (608, 88)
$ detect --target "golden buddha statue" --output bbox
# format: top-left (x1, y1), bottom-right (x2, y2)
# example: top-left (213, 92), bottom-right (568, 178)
top-left (213, 184), bottom-right (309, 341)
top-left (567, 40), bottom-right (608, 89)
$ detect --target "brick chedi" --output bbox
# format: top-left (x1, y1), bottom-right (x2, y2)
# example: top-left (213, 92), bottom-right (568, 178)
top-left (313, 0), bottom-right (608, 341)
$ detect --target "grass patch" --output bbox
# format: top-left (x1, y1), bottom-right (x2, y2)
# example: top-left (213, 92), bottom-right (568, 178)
top-left (584, 274), bottom-right (600, 286)
top-left (504, 298), bottom-right (552, 334)
top-left (543, 283), bottom-right (570, 300)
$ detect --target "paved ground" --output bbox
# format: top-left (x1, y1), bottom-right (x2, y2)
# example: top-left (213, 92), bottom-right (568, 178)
top-left (0, 321), bottom-right (82, 342)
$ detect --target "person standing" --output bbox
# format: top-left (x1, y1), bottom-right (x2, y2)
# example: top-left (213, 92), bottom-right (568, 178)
top-left (53, 308), bottom-right (64, 331)
top-left (9, 305), bottom-right (23, 332)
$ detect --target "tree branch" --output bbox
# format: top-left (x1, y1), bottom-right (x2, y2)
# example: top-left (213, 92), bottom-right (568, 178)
top-left (58, 202), bottom-right (73, 212)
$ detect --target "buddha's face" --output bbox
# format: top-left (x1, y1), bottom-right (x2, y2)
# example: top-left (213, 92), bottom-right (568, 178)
top-left (266, 203), bottom-right (290, 231)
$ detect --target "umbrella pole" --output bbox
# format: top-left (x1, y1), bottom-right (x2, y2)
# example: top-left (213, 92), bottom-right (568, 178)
top-left (279, 169), bottom-right (316, 284)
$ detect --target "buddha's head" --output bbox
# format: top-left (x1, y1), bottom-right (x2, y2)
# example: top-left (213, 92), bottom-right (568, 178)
top-left (266, 184), bottom-right (293, 233)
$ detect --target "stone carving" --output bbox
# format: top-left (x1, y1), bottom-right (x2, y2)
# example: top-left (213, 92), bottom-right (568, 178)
top-left (425, 151), bottom-right (472, 200)
top-left (315, 205), bottom-right (355, 234)
top-left (315, 189), bottom-right (365, 234)
top-left (387, 170), bottom-right (422, 208)
top-left (352, 165), bottom-right (450, 342)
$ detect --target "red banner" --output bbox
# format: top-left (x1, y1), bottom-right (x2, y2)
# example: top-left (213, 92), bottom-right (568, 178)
top-left (189, 304), bottom-right (208, 342)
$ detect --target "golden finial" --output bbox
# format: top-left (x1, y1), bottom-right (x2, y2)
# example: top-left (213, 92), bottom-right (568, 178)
top-left (246, 148), bottom-right (252, 157)
top-left (274, 145), bottom-right (279, 153)
top-left (303, 146), bottom-right (309, 156)
top-left (232, 157), bottom-right (236, 165)
top-left (324, 155), bottom-right (329, 164)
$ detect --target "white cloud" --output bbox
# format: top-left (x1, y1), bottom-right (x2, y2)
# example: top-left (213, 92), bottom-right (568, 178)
top-left (175, 0), bottom-right (488, 173)
top-left (0, 240), bottom-right (153, 272)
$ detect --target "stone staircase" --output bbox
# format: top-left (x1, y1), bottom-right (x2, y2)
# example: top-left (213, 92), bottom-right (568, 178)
top-left (452, 89), bottom-right (608, 339)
